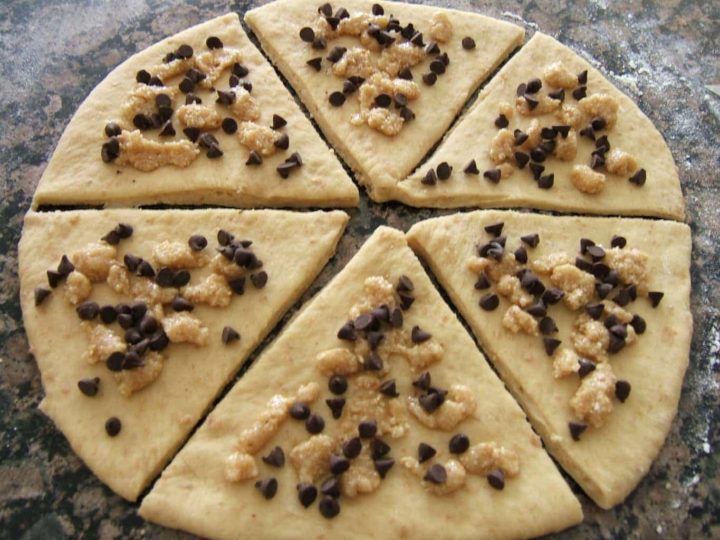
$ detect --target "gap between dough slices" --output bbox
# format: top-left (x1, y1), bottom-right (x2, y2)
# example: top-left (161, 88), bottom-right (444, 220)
top-left (245, 0), bottom-right (524, 202)
top-left (406, 210), bottom-right (692, 508)
top-left (18, 208), bottom-right (348, 501)
top-left (396, 32), bottom-right (684, 220)
top-left (139, 226), bottom-right (582, 539)
top-left (32, 12), bottom-right (358, 209)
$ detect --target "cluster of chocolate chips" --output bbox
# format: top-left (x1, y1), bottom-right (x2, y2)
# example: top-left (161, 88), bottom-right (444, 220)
top-left (578, 128), bottom-right (647, 186)
top-left (421, 161), bottom-right (453, 185)
top-left (215, 228), bottom-right (269, 294)
top-left (411, 371), bottom-right (448, 415)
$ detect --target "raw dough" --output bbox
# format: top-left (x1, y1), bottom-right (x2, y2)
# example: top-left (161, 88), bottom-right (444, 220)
top-left (32, 13), bottom-right (358, 209)
top-left (245, 0), bottom-right (524, 202)
top-left (407, 210), bottom-right (692, 508)
top-left (396, 33), bottom-right (684, 220)
top-left (139, 227), bottom-right (582, 539)
top-left (18, 208), bottom-right (348, 500)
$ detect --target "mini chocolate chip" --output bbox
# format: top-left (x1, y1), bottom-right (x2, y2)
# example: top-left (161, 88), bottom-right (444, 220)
top-left (251, 271), bottom-right (268, 289)
top-left (358, 420), bottom-right (377, 439)
top-left (615, 380), bottom-right (632, 402)
top-left (648, 291), bottom-right (664, 307)
top-left (326, 46), bottom-right (346, 63)
top-left (629, 168), bottom-right (647, 186)
top-left (274, 133), bottom-right (290, 150)
top-left (474, 274), bottom-right (491, 290)
top-left (544, 337), bottom-right (562, 356)
top-left (422, 168), bottom-right (437, 185)
top-left (104, 122), bottom-right (122, 138)
top-left (398, 66), bottom-right (413, 80)
top-left (572, 86), bottom-right (587, 100)
top-left (379, 379), bottom-right (399, 398)
top-left (418, 390), bottom-right (444, 413)
top-left (411, 326), bottom-right (431, 343)
top-left (290, 402), bottom-right (310, 420)
top-left (524, 94), bottom-right (539, 110)
top-left (436, 162), bottom-right (452, 180)
top-left (479, 293), bottom-right (499, 311)
top-left (330, 455), bottom-right (350, 475)
top-left (155, 267), bottom-right (174, 287)
top-left (610, 235), bottom-right (627, 249)
top-left (393, 93), bottom-right (408, 107)
top-left (246, 150), bottom-right (263, 166)
top-left (487, 469), bottom-right (505, 490)
top-left (464, 159), bottom-right (479, 175)
top-left (136, 69), bottom-right (151, 84)
top-left (569, 421), bottom-right (587, 441)
top-left (34, 287), bottom-right (51, 306)
top-left (483, 168), bottom-right (501, 183)
top-left (56, 255), bottom-right (74, 275)
top-left (396, 275), bottom-right (414, 293)
top-left (526, 301), bottom-right (547, 318)
top-left (413, 372), bottom-right (431, 391)
top-left (306, 413), bottom-right (325, 434)
top-left (171, 295), bottom-right (194, 312)
top-left (372, 3), bottom-right (384, 15)
top-left (579, 125), bottom-right (595, 140)
top-left (514, 246), bottom-right (528, 264)
top-left (77, 301), bottom-right (99, 320)
top-left (297, 483), bottom-right (317, 508)
top-left (185, 234), bottom-right (207, 252)
top-left (320, 476), bottom-right (340, 497)
top-left (462, 36), bottom-right (476, 50)
top-left (337, 321), bottom-right (357, 341)
top-left (630, 314), bottom-right (646, 335)
top-left (222, 326), bottom-right (240, 344)
top-left (219, 117), bottom-right (238, 135)
top-left (422, 72), bottom-right (437, 86)
top-left (429, 59), bottom-right (446, 75)
top-left (373, 93), bottom-right (392, 108)
top-left (417, 442), bottom-right (437, 463)
top-left (148, 330), bottom-right (169, 352)
top-left (528, 162), bottom-right (545, 180)
top-left (116, 313), bottom-right (134, 330)
top-left (105, 417), bottom-right (122, 436)
top-left (389, 307), bottom-right (403, 328)
top-left (449, 433), bottom-right (470, 454)
top-left (519, 233), bottom-right (539, 248)
top-left (328, 90), bottom-right (346, 107)
top-left (530, 147), bottom-right (546, 163)
top-left (328, 375), bottom-right (348, 395)
top-left (101, 138), bottom-right (120, 162)
top-left (78, 377), bottom-right (100, 397)
top-left (342, 437), bottom-right (362, 459)
top-left (548, 89), bottom-right (565, 102)
top-left (595, 283), bottom-right (612, 300)
top-left (578, 358), bottom-right (596, 378)
top-left (424, 464), bottom-right (447, 485)
top-left (175, 44), bottom-right (193, 59)
top-left (538, 174), bottom-right (554, 189)
top-left (185, 93), bottom-right (201, 105)
top-left (312, 35), bottom-right (327, 50)
top-left (255, 477), bottom-right (278, 499)
top-left (514, 129), bottom-right (529, 145)
top-left (306, 57), bottom-right (323, 71)
top-left (106, 351), bottom-right (124, 372)
top-left (319, 496), bottom-right (340, 518)
top-left (515, 151), bottom-right (530, 169)
top-left (577, 70), bottom-right (588, 85)
top-left (374, 457), bottom-right (395, 479)
top-left (539, 316), bottom-right (558, 335)
top-left (368, 330), bottom-right (384, 350)
top-left (139, 315), bottom-right (158, 335)
top-left (613, 288), bottom-right (631, 307)
top-left (526, 78), bottom-right (542, 94)
top-left (206, 36), bottom-right (223, 49)
top-left (299, 27), bottom-right (316, 43)
top-left (585, 303), bottom-right (604, 320)
top-left (608, 333), bottom-right (626, 354)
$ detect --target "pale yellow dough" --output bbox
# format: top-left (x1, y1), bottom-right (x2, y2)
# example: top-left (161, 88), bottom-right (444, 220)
top-left (397, 33), bottom-right (685, 220)
top-left (407, 211), bottom-right (692, 508)
top-left (245, 0), bottom-right (525, 202)
top-left (18, 208), bottom-right (348, 500)
top-left (139, 227), bottom-right (582, 539)
top-left (32, 13), bottom-right (358, 209)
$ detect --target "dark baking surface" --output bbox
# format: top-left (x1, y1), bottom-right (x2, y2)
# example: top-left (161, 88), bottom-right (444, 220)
top-left (1, 0), bottom-right (718, 538)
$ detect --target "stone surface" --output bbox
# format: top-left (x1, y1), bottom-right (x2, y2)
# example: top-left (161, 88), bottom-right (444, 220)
top-left (0, 0), bottom-right (718, 538)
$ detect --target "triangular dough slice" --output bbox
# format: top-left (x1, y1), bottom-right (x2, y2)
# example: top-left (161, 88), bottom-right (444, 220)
top-left (407, 211), bottom-right (692, 508)
top-left (140, 227), bottom-right (582, 539)
top-left (32, 13), bottom-right (358, 209)
top-left (245, 0), bottom-right (524, 202)
top-left (397, 33), bottom-right (684, 220)
top-left (19, 208), bottom-right (348, 500)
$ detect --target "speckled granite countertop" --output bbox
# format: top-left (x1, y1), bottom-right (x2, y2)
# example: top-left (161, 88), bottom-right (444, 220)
top-left (1, 0), bottom-right (718, 538)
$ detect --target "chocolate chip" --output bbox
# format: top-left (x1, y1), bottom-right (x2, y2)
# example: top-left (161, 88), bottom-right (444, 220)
top-left (246, 150), bottom-right (263, 166)
top-left (608, 333), bottom-right (626, 354)
top-left (584, 302), bottom-right (604, 320)
top-left (312, 36), bottom-right (327, 50)
top-left (615, 380), bottom-right (632, 402)
top-left (373, 93), bottom-right (392, 108)
top-left (184, 94), bottom-right (201, 105)
top-left (572, 86), bottom-right (587, 100)
top-left (329, 454), bottom-right (350, 476)
top-left (422, 168), bottom-right (437, 185)
top-left (483, 168), bottom-right (501, 183)
top-left (78, 377), bottom-right (100, 397)
top-left (422, 72), bottom-right (437, 86)
top-left (424, 464), bottom-right (447, 485)
top-left (221, 326), bottom-right (240, 344)
top-left (328, 375), bottom-right (348, 395)
top-left (169, 295), bottom-right (193, 313)
top-left (77, 301), bottom-right (99, 320)
top-left (629, 168), bottom-right (647, 186)
top-left (608, 235), bottom-right (626, 250)
top-left (579, 125), bottom-right (595, 140)
top-left (413, 372), bottom-right (431, 391)
top-left (459, 36), bottom-right (476, 49)
top-left (106, 351), bottom-right (124, 372)
top-left (577, 358), bottom-right (596, 378)
top-left (524, 95), bottom-right (539, 110)
top-left (436, 162), bottom-right (452, 180)
top-left (648, 291), bottom-right (664, 307)
top-left (139, 314), bottom-right (158, 335)
top-left (175, 44), bottom-right (193, 59)
top-left (372, 3), bottom-right (385, 15)
top-left (250, 271), bottom-right (268, 289)
top-left (336, 321), bottom-right (357, 342)
top-left (101, 138), bottom-right (120, 162)
top-left (413, 443), bottom-right (435, 464)
top-left (474, 274), bottom-right (491, 290)
top-left (299, 26), bottom-right (316, 43)
top-left (569, 421), bottom-right (587, 441)
top-left (103, 121), bottom-right (122, 138)
top-left (358, 420), bottom-right (377, 439)
top-left (326, 46), bottom-right (346, 63)
top-left (368, 331), bottom-right (385, 350)
top-left (513, 151), bottom-right (530, 169)
top-left (339, 437), bottom-right (361, 460)
top-left (217, 117), bottom-right (238, 135)
top-left (56, 255), bottom-right (74, 275)
top-left (296, 483), bottom-right (317, 508)
top-left (514, 246), bottom-right (528, 264)
top-left (479, 293), bottom-right (499, 311)
top-left (136, 69), bottom-right (151, 84)
top-left (539, 316), bottom-right (558, 335)
top-left (371, 457), bottom-right (394, 479)
top-left (148, 330), bottom-right (169, 352)
top-left (411, 325), bottom-right (431, 343)
top-left (429, 59), bottom-right (446, 75)
top-left (418, 390), bottom-right (444, 413)
top-left (526, 301), bottom-right (547, 318)
top-left (306, 57), bottom-right (323, 71)
top-left (397, 67), bottom-right (413, 81)
top-left (526, 78), bottom-right (542, 94)
top-left (577, 69), bottom-right (588, 85)
top-left (255, 477), bottom-right (278, 499)
top-left (389, 307), bottom-right (404, 328)
top-left (319, 496), bottom-right (340, 518)
top-left (514, 129), bottom-right (529, 145)
top-left (206, 143), bottom-right (223, 159)
top-left (34, 287), bottom-right (51, 306)
top-left (306, 413), bottom-right (325, 434)
top-left (449, 433), bottom-right (470, 454)
top-left (544, 337), bottom-right (562, 356)
top-left (538, 174), bottom-right (554, 189)
top-left (487, 469), bottom-right (505, 490)
top-left (320, 476), bottom-right (340, 498)
top-left (463, 159), bottom-right (479, 175)
top-left (548, 89), bottom-right (565, 102)
top-left (629, 314), bottom-right (646, 335)
top-left (182, 127), bottom-right (200, 143)
top-left (205, 35), bottom-right (223, 49)
top-left (290, 402), bottom-right (310, 420)
top-left (105, 417), bottom-right (122, 436)
top-left (528, 162), bottom-right (545, 180)
top-left (530, 147), bottom-right (546, 163)
top-left (328, 90), bottom-right (346, 107)
top-left (377, 379), bottom-right (399, 398)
